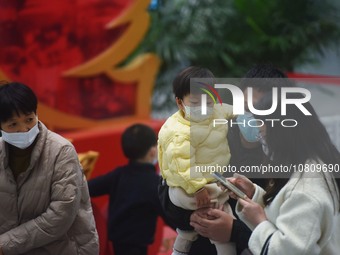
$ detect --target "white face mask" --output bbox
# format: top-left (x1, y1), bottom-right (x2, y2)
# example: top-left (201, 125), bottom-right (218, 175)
top-left (183, 104), bottom-right (213, 122)
top-left (1, 122), bottom-right (40, 149)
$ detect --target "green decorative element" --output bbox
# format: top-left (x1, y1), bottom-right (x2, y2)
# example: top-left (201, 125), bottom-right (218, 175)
top-left (132, 0), bottom-right (340, 115)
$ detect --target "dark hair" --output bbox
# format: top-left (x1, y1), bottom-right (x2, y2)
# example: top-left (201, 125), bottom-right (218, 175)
top-left (240, 63), bottom-right (292, 92)
top-left (0, 82), bottom-right (38, 123)
top-left (255, 93), bottom-right (340, 209)
top-left (244, 63), bottom-right (287, 79)
top-left (172, 66), bottom-right (215, 99)
top-left (121, 124), bottom-right (157, 161)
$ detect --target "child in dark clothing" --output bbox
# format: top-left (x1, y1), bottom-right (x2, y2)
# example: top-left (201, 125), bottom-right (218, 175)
top-left (88, 124), bottom-right (163, 255)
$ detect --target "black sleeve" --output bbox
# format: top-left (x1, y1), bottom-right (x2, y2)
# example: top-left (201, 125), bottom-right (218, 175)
top-left (230, 219), bottom-right (252, 254)
top-left (158, 178), bottom-right (194, 231)
top-left (87, 169), bottom-right (118, 197)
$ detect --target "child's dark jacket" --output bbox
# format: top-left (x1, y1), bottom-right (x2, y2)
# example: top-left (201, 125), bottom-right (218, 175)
top-left (88, 162), bottom-right (162, 245)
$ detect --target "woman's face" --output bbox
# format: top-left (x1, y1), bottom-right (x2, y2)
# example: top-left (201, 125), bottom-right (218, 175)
top-left (244, 88), bottom-right (265, 112)
top-left (0, 112), bottom-right (38, 133)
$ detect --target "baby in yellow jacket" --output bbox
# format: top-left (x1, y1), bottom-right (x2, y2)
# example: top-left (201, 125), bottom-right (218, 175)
top-left (158, 66), bottom-right (236, 255)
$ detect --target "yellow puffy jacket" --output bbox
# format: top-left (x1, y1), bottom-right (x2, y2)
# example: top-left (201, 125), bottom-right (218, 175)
top-left (158, 104), bottom-right (233, 194)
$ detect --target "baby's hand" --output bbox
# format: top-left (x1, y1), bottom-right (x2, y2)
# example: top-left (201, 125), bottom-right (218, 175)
top-left (195, 188), bottom-right (211, 208)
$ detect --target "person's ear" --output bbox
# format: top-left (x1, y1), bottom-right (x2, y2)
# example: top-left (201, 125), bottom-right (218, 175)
top-left (176, 97), bottom-right (185, 111)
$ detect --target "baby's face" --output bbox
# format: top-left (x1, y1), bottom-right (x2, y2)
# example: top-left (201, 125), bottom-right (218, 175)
top-left (181, 93), bottom-right (214, 108)
top-left (176, 93), bottom-right (215, 122)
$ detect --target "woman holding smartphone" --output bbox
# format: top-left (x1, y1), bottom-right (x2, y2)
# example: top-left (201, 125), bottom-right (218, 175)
top-left (193, 92), bottom-right (340, 255)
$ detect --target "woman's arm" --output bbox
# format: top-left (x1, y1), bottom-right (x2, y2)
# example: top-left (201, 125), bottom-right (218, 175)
top-left (242, 191), bottom-right (327, 255)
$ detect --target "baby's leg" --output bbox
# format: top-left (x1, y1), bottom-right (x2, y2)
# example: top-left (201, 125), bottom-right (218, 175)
top-left (172, 229), bottom-right (198, 255)
top-left (168, 187), bottom-right (197, 210)
top-left (212, 193), bottom-right (237, 255)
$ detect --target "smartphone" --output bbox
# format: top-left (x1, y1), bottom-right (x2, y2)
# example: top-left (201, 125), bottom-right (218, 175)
top-left (212, 172), bottom-right (247, 199)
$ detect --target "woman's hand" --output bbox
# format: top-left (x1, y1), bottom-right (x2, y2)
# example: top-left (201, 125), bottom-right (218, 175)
top-left (190, 207), bottom-right (233, 243)
top-left (228, 173), bottom-right (255, 199)
top-left (0, 247), bottom-right (3, 255)
top-left (238, 197), bottom-right (267, 227)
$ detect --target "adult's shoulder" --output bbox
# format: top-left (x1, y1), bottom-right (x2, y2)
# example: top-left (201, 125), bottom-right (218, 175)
top-left (34, 122), bottom-right (75, 157)
top-left (41, 124), bottom-right (74, 149)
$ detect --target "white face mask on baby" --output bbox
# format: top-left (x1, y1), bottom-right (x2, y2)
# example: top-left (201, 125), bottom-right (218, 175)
top-left (1, 122), bottom-right (40, 149)
top-left (183, 104), bottom-right (213, 122)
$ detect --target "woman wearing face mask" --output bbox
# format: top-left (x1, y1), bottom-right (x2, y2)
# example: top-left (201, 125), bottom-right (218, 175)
top-left (232, 92), bottom-right (340, 254)
top-left (0, 81), bottom-right (99, 255)
top-left (231, 112), bottom-right (265, 173)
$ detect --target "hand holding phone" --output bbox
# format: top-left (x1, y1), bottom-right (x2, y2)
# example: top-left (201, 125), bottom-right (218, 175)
top-left (212, 172), bottom-right (247, 199)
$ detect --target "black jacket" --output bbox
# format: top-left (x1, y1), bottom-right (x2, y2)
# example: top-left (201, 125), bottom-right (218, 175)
top-left (88, 162), bottom-right (163, 246)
